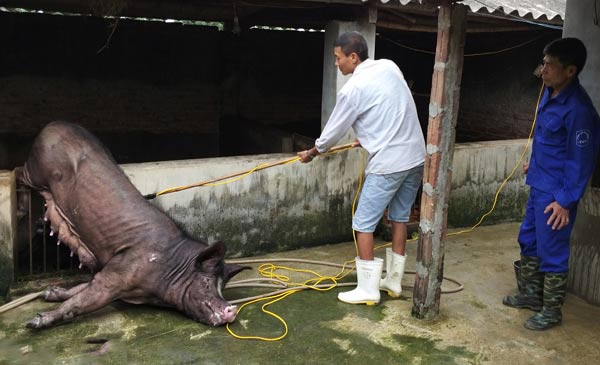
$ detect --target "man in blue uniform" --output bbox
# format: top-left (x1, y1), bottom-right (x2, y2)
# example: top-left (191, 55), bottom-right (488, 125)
top-left (503, 38), bottom-right (600, 330)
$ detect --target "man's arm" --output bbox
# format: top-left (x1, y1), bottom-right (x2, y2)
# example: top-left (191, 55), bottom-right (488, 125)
top-left (554, 109), bottom-right (598, 207)
top-left (298, 90), bottom-right (358, 164)
top-left (548, 108), bottom-right (599, 229)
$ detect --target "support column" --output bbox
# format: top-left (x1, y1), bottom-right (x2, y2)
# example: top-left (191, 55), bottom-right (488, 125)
top-left (321, 20), bottom-right (375, 133)
top-left (412, 2), bottom-right (466, 319)
top-left (0, 170), bottom-right (16, 299)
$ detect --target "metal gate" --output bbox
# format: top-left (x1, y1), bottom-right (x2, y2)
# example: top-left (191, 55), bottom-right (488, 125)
top-left (15, 184), bottom-right (80, 279)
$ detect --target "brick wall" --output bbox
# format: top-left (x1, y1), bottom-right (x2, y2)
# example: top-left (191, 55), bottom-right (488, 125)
top-left (0, 11), bottom-right (560, 170)
top-left (455, 31), bottom-right (557, 142)
top-left (0, 12), bottom-right (324, 169)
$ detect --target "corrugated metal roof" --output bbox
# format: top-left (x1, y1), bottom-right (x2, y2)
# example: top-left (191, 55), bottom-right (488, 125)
top-left (366, 0), bottom-right (565, 21)
top-left (457, 0), bottom-right (565, 20)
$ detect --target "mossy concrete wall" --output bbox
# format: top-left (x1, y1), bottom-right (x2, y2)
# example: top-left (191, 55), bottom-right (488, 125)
top-left (122, 151), bottom-right (364, 258)
top-left (0, 171), bottom-right (16, 298)
top-left (120, 139), bottom-right (530, 257)
top-left (448, 139), bottom-right (530, 228)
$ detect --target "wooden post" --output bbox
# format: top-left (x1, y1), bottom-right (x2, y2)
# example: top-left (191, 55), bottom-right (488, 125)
top-left (412, 1), bottom-right (466, 319)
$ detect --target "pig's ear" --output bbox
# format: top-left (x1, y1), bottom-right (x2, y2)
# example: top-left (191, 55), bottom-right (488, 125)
top-left (195, 241), bottom-right (226, 273)
top-left (223, 264), bottom-right (250, 282)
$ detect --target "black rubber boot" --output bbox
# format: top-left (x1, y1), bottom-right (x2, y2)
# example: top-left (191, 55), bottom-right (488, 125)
top-left (514, 259), bottom-right (525, 294)
top-left (524, 272), bottom-right (568, 331)
top-left (502, 255), bottom-right (543, 311)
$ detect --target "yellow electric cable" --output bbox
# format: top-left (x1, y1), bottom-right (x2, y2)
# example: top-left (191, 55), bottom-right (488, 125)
top-left (145, 143), bottom-right (357, 199)
top-left (351, 149), bottom-right (367, 257)
top-left (153, 157), bottom-right (300, 197)
top-left (5, 95), bottom-right (544, 342)
top-left (225, 257), bottom-right (360, 341)
top-left (178, 84), bottom-right (544, 342)
top-left (139, 141), bottom-right (362, 341)
top-left (373, 81), bottom-right (545, 247)
top-left (448, 82), bottom-right (544, 237)
top-left (226, 290), bottom-right (296, 341)
top-left (225, 144), bottom-right (364, 341)
top-left (226, 93), bottom-right (545, 340)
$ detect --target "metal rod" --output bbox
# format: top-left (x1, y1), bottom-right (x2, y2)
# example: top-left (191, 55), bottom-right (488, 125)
top-left (57, 213), bottom-right (60, 271)
top-left (28, 189), bottom-right (32, 275)
top-left (15, 189), bottom-right (23, 276)
top-left (43, 200), bottom-right (47, 273)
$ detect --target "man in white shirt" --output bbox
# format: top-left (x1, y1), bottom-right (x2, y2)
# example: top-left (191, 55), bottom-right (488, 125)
top-left (299, 31), bottom-right (425, 305)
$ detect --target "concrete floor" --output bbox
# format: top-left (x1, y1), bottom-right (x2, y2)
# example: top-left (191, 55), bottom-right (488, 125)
top-left (1, 222), bottom-right (599, 364)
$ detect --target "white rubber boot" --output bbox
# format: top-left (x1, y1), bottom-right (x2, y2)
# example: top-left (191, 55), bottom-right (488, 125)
top-left (379, 248), bottom-right (406, 298)
top-left (338, 257), bottom-right (383, 305)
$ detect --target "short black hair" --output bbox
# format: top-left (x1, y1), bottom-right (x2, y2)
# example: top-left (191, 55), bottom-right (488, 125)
top-left (543, 38), bottom-right (587, 76)
top-left (334, 31), bottom-right (369, 61)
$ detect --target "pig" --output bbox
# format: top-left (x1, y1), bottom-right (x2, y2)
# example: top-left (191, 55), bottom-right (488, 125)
top-left (19, 121), bottom-right (247, 329)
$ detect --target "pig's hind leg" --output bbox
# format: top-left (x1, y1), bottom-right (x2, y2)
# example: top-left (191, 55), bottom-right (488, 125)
top-left (26, 269), bottom-right (124, 329)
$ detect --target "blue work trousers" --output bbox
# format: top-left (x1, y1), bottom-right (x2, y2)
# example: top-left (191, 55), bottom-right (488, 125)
top-left (518, 187), bottom-right (577, 273)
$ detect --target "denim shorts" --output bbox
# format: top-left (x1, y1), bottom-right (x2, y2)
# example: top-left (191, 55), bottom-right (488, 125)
top-left (352, 164), bottom-right (423, 233)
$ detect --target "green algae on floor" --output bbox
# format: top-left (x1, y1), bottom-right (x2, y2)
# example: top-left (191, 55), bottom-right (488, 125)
top-left (0, 287), bottom-right (398, 365)
top-left (390, 335), bottom-right (479, 364)
top-left (0, 274), bottom-right (482, 365)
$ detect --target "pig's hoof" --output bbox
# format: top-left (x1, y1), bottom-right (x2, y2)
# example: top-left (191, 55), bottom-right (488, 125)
top-left (26, 314), bottom-right (46, 329)
top-left (44, 286), bottom-right (65, 302)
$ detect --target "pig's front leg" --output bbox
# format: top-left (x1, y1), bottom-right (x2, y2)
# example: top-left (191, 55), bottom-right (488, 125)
top-left (43, 283), bottom-right (88, 302)
top-left (26, 271), bottom-right (122, 329)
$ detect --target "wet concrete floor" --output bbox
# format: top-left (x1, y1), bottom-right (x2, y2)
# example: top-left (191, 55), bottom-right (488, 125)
top-left (1, 222), bottom-right (599, 364)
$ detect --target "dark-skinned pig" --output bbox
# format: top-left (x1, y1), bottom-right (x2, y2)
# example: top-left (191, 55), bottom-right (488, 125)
top-left (19, 121), bottom-right (247, 329)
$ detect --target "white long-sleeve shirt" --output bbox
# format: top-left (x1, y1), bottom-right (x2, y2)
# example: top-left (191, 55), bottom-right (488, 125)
top-left (315, 59), bottom-right (426, 174)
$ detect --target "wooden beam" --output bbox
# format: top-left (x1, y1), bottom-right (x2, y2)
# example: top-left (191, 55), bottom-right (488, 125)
top-left (412, 1), bottom-right (466, 320)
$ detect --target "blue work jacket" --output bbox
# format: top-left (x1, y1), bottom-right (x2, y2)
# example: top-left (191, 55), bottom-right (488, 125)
top-left (527, 78), bottom-right (600, 209)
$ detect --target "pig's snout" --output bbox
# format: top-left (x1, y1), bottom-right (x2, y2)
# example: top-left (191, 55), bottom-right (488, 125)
top-left (222, 305), bottom-right (237, 323)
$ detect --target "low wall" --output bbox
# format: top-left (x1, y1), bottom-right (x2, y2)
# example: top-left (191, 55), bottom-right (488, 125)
top-left (448, 139), bottom-right (530, 228)
top-left (121, 139), bottom-right (531, 255)
top-left (122, 150), bottom-right (364, 258)
top-left (0, 139), bottom-right (531, 296)
top-left (570, 187), bottom-right (600, 304)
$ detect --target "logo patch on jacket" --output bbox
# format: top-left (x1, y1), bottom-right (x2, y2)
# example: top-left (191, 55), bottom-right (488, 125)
top-left (576, 130), bottom-right (590, 147)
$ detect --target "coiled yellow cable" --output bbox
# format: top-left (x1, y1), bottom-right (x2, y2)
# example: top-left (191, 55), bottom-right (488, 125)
top-left (226, 148), bottom-right (364, 341)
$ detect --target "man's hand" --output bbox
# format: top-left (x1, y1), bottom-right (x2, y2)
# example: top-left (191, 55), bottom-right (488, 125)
top-left (544, 201), bottom-right (569, 230)
top-left (351, 138), bottom-right (361, 148)
top-left (523, 162), bottom-right (529, 174)
top-left (298, 147), bottom-right (318, 164)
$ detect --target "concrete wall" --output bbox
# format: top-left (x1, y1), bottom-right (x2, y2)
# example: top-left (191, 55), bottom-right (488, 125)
top-left (564, 0), bottom-right (600, 304)
top-left (122, 150), bottom-right (364, 258)
top-left (448, 139), bottom-right (530, 227)
top-left (124, 138), bottom-right (530, 255)
top-left (0, 171), bottom-right (16, 298)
